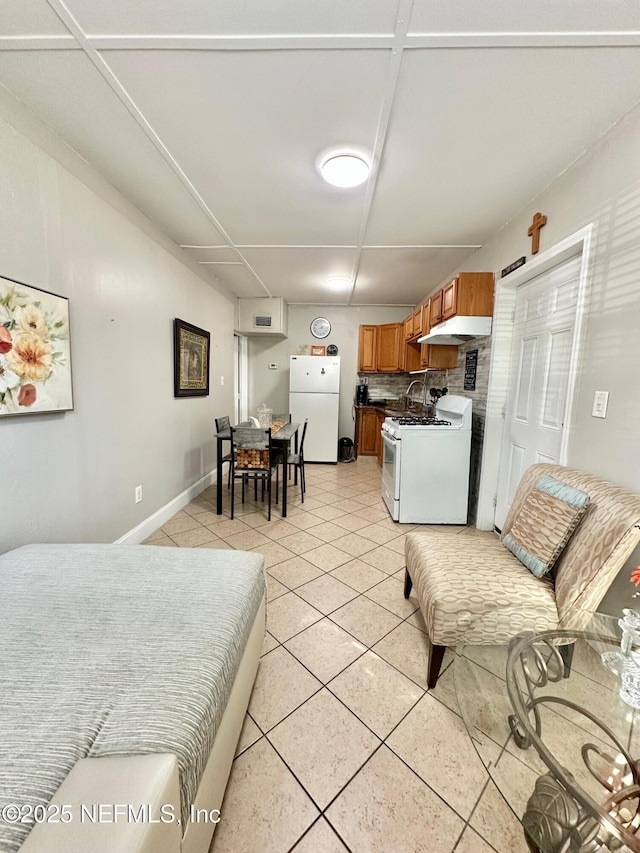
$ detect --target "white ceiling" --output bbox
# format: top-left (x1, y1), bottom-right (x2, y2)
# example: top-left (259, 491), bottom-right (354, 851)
top-left (2, 1), bottom-right (640, 306)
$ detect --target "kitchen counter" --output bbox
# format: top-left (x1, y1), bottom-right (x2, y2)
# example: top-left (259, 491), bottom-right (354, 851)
top-left (355, 402), bottom-right (434, 418)
top-left (354, 402), bottom-right (434, 463)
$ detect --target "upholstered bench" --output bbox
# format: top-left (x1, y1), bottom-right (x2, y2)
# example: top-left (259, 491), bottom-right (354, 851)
top-left (404, 463), bottom-right (640, 688)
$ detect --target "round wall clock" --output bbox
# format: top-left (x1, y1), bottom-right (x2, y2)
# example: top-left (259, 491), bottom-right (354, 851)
top-left (326, 344), bottom-right (339, 356)
top-left (310, 317), bottom-right (331, 339)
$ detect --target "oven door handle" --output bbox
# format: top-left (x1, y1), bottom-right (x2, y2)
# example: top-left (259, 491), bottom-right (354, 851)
top-left (382, 432), bottom-right (398, 448)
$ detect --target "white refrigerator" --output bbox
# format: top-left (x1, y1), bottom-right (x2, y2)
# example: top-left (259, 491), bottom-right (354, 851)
top-left (289, 355), bottom-right (341, 463)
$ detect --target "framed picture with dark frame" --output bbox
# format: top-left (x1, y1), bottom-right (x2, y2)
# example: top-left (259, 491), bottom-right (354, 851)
top-left (173, 318), bottom-right (210, 397)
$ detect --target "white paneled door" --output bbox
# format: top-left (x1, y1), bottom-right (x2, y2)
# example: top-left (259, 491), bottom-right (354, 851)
top-left (494, 256), bottom-right (582, 529)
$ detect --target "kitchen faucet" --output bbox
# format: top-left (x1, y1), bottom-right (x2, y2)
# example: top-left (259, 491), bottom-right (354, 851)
top-left (404, 379), bottom-right (427, 410)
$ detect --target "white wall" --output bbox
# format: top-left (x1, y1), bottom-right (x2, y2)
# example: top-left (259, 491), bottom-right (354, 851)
top-left (0, 96), bottom-right (235, 553)
top-left (247, 305), bottom-right (409, 442)
top-left (441, 101), bottom-right (640, 612)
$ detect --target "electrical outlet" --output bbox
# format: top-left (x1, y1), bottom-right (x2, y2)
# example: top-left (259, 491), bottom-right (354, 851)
top-left (135, 485), bottom-right (143, 503)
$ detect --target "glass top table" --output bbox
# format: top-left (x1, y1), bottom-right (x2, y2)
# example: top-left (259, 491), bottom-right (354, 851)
top-left (214, 421), bottom-right (300, 518)
top-left (454, 610), bottom-right (640, 853)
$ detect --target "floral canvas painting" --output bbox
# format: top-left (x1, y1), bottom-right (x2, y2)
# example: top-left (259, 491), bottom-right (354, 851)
top-left (0, 276), bottom-right (73, 417)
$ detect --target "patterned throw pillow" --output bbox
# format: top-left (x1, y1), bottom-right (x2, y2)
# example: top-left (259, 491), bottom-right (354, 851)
top-left (502, 474), bottom-right (590, 578)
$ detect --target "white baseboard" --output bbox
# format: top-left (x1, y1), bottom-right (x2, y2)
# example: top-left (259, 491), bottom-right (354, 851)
top-left (114, 465), bottom-right (226, 545)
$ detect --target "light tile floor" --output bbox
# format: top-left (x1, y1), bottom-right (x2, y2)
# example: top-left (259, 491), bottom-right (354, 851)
top-left (144, 457), bottom-right (529, 853)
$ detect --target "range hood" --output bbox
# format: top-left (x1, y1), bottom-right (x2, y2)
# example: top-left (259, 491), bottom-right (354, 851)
top-left (418, 315), bottom-right (492, 346)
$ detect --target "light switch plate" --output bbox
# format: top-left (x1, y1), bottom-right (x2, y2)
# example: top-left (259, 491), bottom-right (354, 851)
top-left (592, 390), bottom-right (609, 418)
top-left (268, 362), bottom-right (278, 369)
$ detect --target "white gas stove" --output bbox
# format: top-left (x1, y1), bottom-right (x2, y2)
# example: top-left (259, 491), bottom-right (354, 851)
top-left (381, 395), bottom-right (472, 524)
top-left (382, 415), bottom-right (456, 439)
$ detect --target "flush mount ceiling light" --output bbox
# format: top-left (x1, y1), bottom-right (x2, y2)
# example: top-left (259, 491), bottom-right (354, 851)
top-left (320, 153), bottom-right (370, 188)
top-left (325, 277), bottom-right (351, 291)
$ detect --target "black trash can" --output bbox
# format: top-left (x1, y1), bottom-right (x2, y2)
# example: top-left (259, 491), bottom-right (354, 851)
top-left (338, 436), bottom-right (355, 463)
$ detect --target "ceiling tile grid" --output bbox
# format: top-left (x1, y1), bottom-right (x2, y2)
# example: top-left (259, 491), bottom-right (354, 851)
top-left (2, 1), bottom-right (640, 304)
top-left (62, 0), bottom-right (400, 38)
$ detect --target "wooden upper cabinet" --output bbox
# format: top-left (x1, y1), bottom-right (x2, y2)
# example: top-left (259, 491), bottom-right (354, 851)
top-left (421, 299), bottom-right (431, 337)
top-left (442, 278), bottom-right (458, 321)
top-left (411, 307), bottom-right (422, 337)
top-left (421, 343), bottom-right (458, 370)
top-left (377, 323), bottom-right (402, 372)
top-left (430, 290), bottom-right (443, 327)
top-left (403, 315), bottom-right (413, 342)
top-left (358, 325), bottom-right (378, 372)
top-left (405, 341), bottom-right (422, 372)
top-left (454, 272), bottom-right (494, 316)
top-left (428, 272), bottom-right (494, 329)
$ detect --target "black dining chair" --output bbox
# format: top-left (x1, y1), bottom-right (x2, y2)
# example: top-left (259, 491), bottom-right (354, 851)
top-left (269, 414), bottom-right (290, 469)
top-left (287, 418), bottom-right (308, 502)
top-left (215, 415), bottom-right (232, 488)
top-left (230, 427), bottom-right (280, 521)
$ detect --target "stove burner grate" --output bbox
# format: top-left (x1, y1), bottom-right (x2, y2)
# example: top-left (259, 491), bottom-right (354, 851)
top-left (396, 417), bottom-right (452, 426)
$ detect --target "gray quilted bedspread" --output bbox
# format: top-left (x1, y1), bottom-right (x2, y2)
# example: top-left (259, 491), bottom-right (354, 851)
top-left (0, 543), bottom-right (265, 852)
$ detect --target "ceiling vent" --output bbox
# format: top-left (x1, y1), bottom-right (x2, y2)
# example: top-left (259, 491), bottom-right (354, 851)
top-left (236, 297), bottom-right (288, 337)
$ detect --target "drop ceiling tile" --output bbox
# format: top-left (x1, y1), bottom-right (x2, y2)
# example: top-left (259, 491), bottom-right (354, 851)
top-left (354, 248), bottom-right (478, 305)
top-left (183, 247), bottom-right (238, 263)
top-left (0, 50), bottom-right (225, 246)
top-left (64, 0), bottom-right (397, 37)
top-left (1, 0), bottom-right (71, 36)
top-left (367, 47), bottom-right (640, 245)
top-left (207, 262), bottom-right (267, 298)
top-left (239, 247), bottom-right (357, 304)
top-left (104, 49), bottom-right (389, 244)
top-left (408, 0), bottom-right (640, 34)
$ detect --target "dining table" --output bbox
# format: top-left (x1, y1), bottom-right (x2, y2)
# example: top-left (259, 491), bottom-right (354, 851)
top-left (454, 609), bottom-right (640, 852)
top-left (215, 420), bottom-right (300, 519)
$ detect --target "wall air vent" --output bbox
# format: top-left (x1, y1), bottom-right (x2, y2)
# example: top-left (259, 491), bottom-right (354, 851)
top-left (236, 297), bottom-right (288, 337)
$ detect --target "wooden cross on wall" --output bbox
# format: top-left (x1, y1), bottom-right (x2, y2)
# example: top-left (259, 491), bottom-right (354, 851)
top-left (528, 212), bottom-right (547, 254)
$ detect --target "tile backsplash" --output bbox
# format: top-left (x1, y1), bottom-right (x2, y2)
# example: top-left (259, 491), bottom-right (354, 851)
top-left (357, 372), bottom-right (447, 402)
top-left (443, 338), bottom-right (492, 522)
top-left (444, 338), bottom-right (491, 420)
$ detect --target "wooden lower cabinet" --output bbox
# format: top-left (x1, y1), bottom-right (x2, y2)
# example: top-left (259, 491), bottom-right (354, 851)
top-left (376, 410), bottom-right (385, 466)
top-left (356, 407), bottom-right (386, 465)
top-left (357, 408), bottom-right (379, 456)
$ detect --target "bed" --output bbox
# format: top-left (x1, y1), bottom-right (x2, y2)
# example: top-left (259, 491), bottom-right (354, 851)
top-left (0, 543), bottom-right (266, 853)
